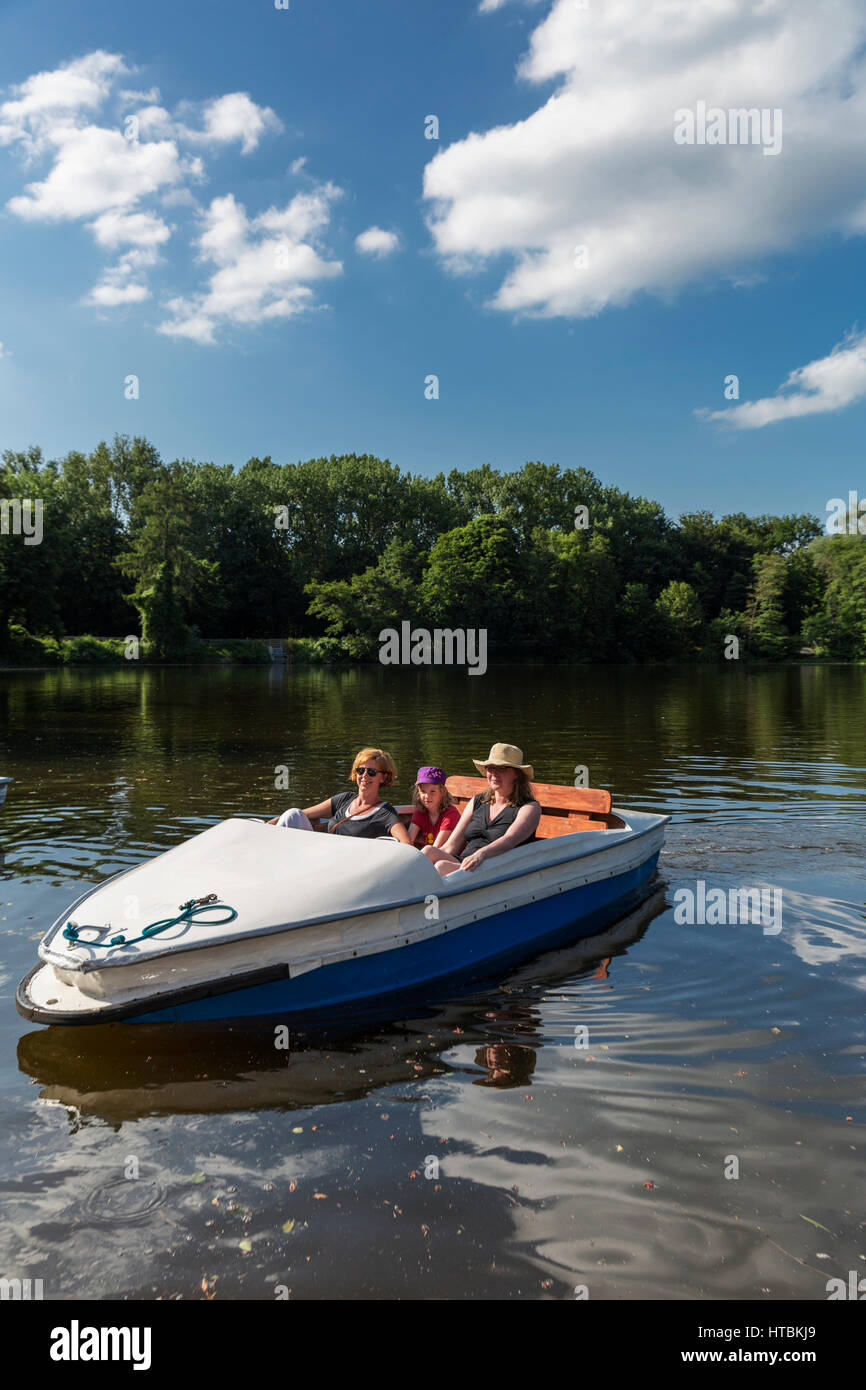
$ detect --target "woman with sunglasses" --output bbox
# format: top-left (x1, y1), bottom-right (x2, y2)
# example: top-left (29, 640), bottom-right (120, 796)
top-left (267, 747), bottom-right (411, 844)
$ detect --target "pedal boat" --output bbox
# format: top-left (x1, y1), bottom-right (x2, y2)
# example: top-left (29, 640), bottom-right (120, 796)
top-left (16, 778), bottom-right (668, 1026)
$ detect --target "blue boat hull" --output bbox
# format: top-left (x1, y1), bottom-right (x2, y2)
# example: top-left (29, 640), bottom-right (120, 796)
top-left (129, 851), bottom-right (661, 1023)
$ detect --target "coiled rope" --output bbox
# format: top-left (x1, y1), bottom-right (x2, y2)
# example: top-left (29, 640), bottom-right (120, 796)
top-left (61, 892), bottom-right (237, 950)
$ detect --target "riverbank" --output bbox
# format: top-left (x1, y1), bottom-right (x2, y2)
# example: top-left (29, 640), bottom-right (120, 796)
top-left (0, 626), bottom-right (347, 668)
top-left (0, 626), bottom-right (857, 669)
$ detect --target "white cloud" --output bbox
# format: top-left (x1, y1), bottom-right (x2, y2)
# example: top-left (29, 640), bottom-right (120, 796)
top-left (158, 186), bottom-right (344, 344)
top-left (290, 156), bottom-right (307, 174)
top-left (478, 0), bottom-right (542, 11)
top-left (0, 50), bottom-right (126, 155)
top-left (8, 127), bottom-right (187, 221)
top-left (198, 93), bottom-right (281, 154)
top-left (1, 52), bottom-right (287, 320)
top-left (355, 226), bottom-right (400, 258)
top-left (118, 86), bottom-right (161, 104)
top-left (426, 0), bottom-right (866, 318)
top-left (90, 209), bottom-right (171, 250)
top-left (130, 93), bottom-right (281, 154)
top-left (0, 341), bottom-right (5, 356)
top-left (699, 331), bottom-right (866, 429)
top-left (86, 280), bottom-right (150, 307)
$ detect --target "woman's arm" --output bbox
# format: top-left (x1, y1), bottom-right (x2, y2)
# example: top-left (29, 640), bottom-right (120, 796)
top-left (460, 802), bottom-right (541, 871)
top-left (406, 820), bottom-right (421, 846)
top-left (389, 820), bottom-right (411, 845)
top-left (267, 796), bottom-right (334, 826)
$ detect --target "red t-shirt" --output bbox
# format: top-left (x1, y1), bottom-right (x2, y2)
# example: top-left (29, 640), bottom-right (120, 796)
top-left (411, 803), bottom-right (461, 847)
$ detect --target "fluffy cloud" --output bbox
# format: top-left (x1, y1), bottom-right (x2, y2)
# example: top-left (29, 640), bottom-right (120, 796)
top-left (158, 186), bottom-right (344, 344)
top-left (355, 226), bottom-right (400, 258)
top-left (699, 331), bottom-right (866, 429)
top-left (0, 52), bottom-right (284, 312)
top-left (198, 93), bottom-right (281, 154)
top-left (8, 127), bottom-right (188, 221)
top-left (0, 50), bottom-right (126, 154)
top-left (425, 0), bottom-right (866, 318)
top-left (132, 92), bottom-right (281, 153)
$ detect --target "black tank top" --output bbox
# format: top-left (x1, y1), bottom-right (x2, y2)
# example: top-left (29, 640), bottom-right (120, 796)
top-left (460, 795), bottom-right (539, 859)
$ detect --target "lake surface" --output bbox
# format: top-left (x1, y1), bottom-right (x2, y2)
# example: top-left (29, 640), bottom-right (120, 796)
top-left (0, 663), bottom-right (864, 1300)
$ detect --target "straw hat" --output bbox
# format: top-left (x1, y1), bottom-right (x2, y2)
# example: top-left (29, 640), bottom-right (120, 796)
top-left (472, 742), bottom-right (534, 779)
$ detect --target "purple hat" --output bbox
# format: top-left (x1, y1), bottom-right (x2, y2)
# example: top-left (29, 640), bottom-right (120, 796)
top-left (416, 765), bottom-right (446, 785)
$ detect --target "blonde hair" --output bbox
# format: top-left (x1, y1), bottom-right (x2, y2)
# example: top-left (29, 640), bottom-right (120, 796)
top-left (480, 768), bottom-right (535, 808)
top-left (412, 782), bottom-right (454, 811)
top-left (351, 747), bottom-right (397, 788)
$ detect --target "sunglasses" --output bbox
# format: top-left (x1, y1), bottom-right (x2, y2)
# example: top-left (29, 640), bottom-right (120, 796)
top-left (356, 766), bottom-right (384, 778)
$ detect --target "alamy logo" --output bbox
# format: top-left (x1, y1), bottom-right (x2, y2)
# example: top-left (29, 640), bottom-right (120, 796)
top-left (379, 621), bottom-right (487, 676)
top-left (0, 498), bottom-right (43, 545)
top-left (674, 102), bottom-right (782, 156)
top-left (673, 880), bottom-right (782, 935)
top-left (49, 1320), bottom-right (151, 1371)
top-left (826, 1271), bottom-right (866, 1299)
top-left (0, 1276), bottom-right (43, 1299)
top-left (826, 492), bottom-right (866, 535)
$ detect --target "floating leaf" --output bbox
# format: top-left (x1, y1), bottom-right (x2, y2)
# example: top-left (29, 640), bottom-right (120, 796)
top-left (282, 1219), bottom-right (295, 1234)
top-left (239, 1238), bottom-right (252, 1253)
top-left (189, 1173), bottom-right (206, 1184)
top-left (799, 1214), bottom-right (832, 1234)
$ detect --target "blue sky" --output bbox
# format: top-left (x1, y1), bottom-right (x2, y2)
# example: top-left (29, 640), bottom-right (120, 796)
top-left (1, 0), bottom-right (865, 522)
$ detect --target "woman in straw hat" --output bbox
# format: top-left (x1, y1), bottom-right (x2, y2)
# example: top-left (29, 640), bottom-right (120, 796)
top-left (420, 743), bottom-right (541, 877)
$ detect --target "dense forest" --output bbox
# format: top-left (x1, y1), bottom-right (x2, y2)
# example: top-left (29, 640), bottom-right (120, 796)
top-left (1, 436), bottom-right (863, 663)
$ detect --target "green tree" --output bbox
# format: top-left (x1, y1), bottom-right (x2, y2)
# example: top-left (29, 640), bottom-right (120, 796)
top-left (0, 448), bottom-right (66, 647)
top-left (747, 554), bottom-right (791, 659)
top-left (116, 463), bottom-right (219, 657)
top-left (655, 580), bottom-right (705, 656)
top-left (802, 536), bottom-right (866, 658)
top-left (420, 515), bottom-right (541, 649)
top-left (305, 539), bottom-right (422, 658)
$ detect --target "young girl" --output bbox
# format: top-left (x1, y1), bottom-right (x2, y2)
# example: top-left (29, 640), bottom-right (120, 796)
top-left (408, 766), bottom-right (461, 849)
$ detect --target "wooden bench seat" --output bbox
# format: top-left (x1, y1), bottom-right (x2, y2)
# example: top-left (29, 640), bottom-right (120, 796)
top-left (444, 776), bottom-right (624, 837)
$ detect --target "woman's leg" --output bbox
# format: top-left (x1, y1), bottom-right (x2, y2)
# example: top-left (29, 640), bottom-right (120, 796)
top-left (275, 808), bottom-right (316, 831)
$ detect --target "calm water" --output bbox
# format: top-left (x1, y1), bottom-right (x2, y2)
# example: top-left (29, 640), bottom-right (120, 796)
top-left (0, 664), bottom-right (864, 1300)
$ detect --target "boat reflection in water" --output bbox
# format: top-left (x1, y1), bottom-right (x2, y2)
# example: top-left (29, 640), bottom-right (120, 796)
top-left (18, 886), bottom-right (666, 1124)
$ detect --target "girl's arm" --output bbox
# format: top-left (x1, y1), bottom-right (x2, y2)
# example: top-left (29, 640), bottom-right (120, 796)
top-left (407, 821), bottom-right (421, 846)
top-left (433, 806), bottom-right (460, 849)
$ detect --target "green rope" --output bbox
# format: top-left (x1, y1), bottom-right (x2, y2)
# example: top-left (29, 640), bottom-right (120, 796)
top-left (61, 893), bottom-right (237, 950)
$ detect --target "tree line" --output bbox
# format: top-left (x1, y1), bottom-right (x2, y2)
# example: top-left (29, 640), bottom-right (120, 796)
top-left (1, 435), bottom-right (863, 662)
